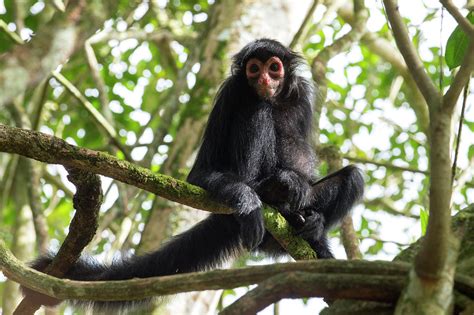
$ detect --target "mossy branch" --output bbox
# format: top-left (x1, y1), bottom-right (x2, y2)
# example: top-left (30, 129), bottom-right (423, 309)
top-left (0, 245), bottom-right (409, 302)
top-left (0, 124), bottom-right (315, 259)
top-left (2, 241), bottom-right (473, 307)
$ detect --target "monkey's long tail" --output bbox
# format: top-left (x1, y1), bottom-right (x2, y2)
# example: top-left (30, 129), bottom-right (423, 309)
top-left (29, 214), bottom-right (241, 311)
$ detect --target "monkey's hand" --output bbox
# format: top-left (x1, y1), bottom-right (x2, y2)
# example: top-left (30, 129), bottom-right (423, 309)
top-left (294, 209), bottom-right (325, 241)
top-left (232, 184), bottom-right (262, 216)
top-left (274, 169), bottom-right (311, 211)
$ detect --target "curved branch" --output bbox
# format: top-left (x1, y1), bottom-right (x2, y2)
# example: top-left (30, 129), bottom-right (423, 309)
top-left (221, 272), bottom-right (405, 315)
top-left (337, 4), bottom-right (430, 133)
top-left (15, 168), bottom-right (102, 314)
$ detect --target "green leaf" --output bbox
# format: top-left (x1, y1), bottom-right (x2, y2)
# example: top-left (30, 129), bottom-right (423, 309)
top-left (468, 144), bottom-right (474, 160)
top-left (445, 12), bottom-right (474, 69)
top-left (419, 206), bottom-right (429, 236)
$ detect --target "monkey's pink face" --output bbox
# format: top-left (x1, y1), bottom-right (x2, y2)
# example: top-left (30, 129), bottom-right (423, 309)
top-left (245, 56), bottom-right (285, 99)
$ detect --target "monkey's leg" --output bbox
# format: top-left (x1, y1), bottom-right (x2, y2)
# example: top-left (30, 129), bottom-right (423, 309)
top-left (308, 165), bottom-right (364, 228)
top-left (287, 165), bottom-right (363, 258)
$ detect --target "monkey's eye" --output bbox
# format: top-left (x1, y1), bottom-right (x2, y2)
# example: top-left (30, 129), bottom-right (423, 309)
top-left (269, 63), bottom-right (279, 72)
top-left (249, 63), bottom-right (260, 74)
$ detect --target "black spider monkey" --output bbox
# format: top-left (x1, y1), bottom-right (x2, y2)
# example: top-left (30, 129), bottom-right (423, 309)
top-left (24, 39), bottom-right (363, 310)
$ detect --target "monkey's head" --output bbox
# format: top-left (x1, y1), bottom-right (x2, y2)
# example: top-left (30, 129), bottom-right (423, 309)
top-left (245, 56), bottom-right (284, 99)
top-left (232, 39), bottom-right (301, 100)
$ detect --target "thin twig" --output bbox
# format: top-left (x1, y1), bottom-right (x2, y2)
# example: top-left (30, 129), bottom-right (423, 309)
top-left (0, 19), bottom-right (24, 44)
top-left (382, 0), bottom-right (441, 107)
top-left (289, 0), bottom-right (319, 49)
top-left (452, 79), bottom-right (470, 183)
top-left (439, 0), bottom-right (474, 36)
top-left (311, 0), bottom-right (367, 145)
top-left (84, 39), bottom-right (112, 122)
top-left (439, 7), bottom-right (445, 91)
top-left (51, 71), bottom-right (132, 161)
top-left (344, 155), bottom-right (428, 175)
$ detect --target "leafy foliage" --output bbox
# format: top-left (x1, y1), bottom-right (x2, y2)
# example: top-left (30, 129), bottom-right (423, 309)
top-left (445, 12), bottom-right (474, 69)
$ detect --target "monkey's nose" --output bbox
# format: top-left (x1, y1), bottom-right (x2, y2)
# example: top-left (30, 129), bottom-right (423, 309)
top-left (258, 74), bottom-right (270, 86)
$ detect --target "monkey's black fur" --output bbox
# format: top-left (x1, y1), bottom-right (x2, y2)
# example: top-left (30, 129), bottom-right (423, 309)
top-left (25, 39), bottom-right (364, 310)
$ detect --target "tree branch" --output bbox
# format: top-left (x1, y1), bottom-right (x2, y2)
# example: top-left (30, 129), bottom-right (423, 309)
top-left (289, 0), bottom-right (319, 49)
top-left (221, 272), bottom-right (404, 315)
top-left (51, 71), bottom-right (132, 161)
top-left (344, 155), bottom-right (428, 175)
top-left (311, 0), bottom-right (367, 145)
top-left (14, 168), bottom-right (102, 314)
top-left (0, 247), bottom-right (413, 302)
top-left (0, 19), bottom-right (24, 45)
top-left (443, 41), bottom-right (474, 113)
top-left (382, 0), bottom-right (441, 108)
top-left (0, 0), bottom-right (105, 107)
top-left (0, 124), bottom-right (315, 259)
top-left (440, 0), bottom-right (474, 36)
top-left (318, 145), bottom-right (362, 259)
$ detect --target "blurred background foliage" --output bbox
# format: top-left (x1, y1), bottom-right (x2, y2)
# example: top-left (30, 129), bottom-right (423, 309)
top-left (0, 0), bottom-right (473, 314)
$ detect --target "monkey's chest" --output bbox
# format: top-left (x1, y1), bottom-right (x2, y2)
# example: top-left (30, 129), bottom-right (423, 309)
top-left (229, 107), bottom-right (277, 179)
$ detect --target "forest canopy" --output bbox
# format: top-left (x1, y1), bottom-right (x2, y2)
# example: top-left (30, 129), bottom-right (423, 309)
top-left (0, 0), bottom-right (473, 314)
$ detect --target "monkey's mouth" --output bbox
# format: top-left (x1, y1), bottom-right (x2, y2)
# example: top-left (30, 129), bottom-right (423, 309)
top-left (256, 83), bottom-right (280, 99)
top-left (257, 87), bottom-right (277, 98)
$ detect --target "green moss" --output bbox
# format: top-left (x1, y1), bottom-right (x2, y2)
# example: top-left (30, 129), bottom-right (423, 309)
top-left (263, 207), bottom-right (317, 260)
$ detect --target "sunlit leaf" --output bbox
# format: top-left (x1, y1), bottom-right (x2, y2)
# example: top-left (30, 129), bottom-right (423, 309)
top-left (419, 206), bottom-right (429, 236)
top-left (445, 12), bottom-right (474, 69)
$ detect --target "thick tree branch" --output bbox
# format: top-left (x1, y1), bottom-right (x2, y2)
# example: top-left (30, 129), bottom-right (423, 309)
top-left (221, 272), bottom-right (404, 315)
top-left (0, 247), bottom-right (412, 302)
top-left (0, 124), bottom-right (315, 259)
top-left (324, 205), bottom-right (474, 313)
top-left (0, 124), bottom-right (229, 213)
top-left (3, 242), bottom-right (474, 309)
top-left (382, 0), bottom-right (441, 108)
